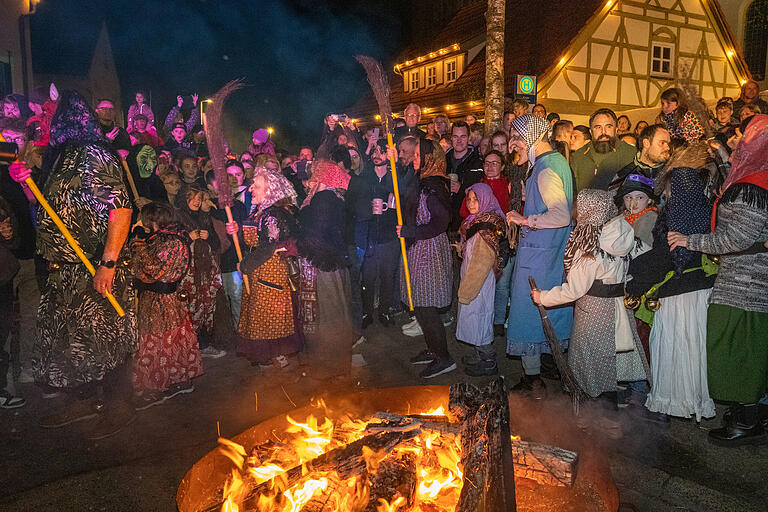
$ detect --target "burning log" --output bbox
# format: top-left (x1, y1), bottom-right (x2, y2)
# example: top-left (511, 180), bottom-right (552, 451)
top-left (367, 412), bottom-right (578, 488)
top-left (364, 453), bottom-right (418, 512)
top-left (205, 430), bottom-right (418, 512)
top-left (453, 378), bottom-right (517, 512)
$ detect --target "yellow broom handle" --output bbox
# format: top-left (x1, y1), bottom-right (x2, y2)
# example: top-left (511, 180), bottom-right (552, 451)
top-left (24, 177), bottom-right (125, 317)
top-left (387, 132), bottom-right (414, 311)
top-left (225, 205), bottom-right (250, 295)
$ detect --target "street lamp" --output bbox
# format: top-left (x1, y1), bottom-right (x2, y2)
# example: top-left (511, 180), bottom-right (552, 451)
top-left (267, 127), bottom-right (274, 135)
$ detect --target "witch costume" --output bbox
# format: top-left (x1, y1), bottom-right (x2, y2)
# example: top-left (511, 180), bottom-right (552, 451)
top-left (456, 183), bottom-right (507, 375)
top-left (539, 189), bottom-right (650, 398)
top-left (297, 190), bottom-right (357, 381)
top-left (33, 91), bottom-right (137, 390)
top-left (237, 168), bottom-right (302, 365)
top-left (130, 223), bottom-right (202, 394)
top-left (506, 115), bottom-right (574, 363)
top-left (627, 142), bottom-right (716, 421)
top-left (686, 115), bottom-right (768, 444)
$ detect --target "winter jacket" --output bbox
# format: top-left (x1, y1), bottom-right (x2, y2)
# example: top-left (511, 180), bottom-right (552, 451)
top-left (127, 103), bottom-right (155, 131)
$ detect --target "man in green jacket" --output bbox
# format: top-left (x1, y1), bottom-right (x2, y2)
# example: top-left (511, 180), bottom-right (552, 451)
top-left (570, 108), bottom-right (637, 191)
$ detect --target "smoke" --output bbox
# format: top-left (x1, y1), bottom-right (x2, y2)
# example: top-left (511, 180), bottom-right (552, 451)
top-left (32, 0), bottom-right (407, 151)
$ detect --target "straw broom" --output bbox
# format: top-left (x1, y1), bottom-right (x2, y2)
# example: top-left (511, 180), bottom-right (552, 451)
top-left (528, 277), bottom-right (586, 413)
top-left (356, 55), bottom-right (414, 311)
top-left (206, 79), bottom-right (250, 295)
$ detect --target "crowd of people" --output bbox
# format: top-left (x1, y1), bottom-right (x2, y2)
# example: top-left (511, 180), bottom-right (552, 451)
top-left (0, 77), bottom-right (766, 445)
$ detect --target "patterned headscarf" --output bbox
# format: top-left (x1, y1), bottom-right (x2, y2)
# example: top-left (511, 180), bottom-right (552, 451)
top-left (252, 165), bottom-right (297, 212)
top-left (511, 114), bottom-right (551, 152)
top-left (563, 189), bottom-right (618, 274)
top-left (418, 139), bottom-right (448, 179)
top-left (48, 90), bottom-right (105, 148)
top-left (301, 159), bottom-right (351, 208)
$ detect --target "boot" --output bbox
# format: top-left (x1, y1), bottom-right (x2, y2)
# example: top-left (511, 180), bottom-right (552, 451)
top-left (511, 374), bottom-right (547, 400)
top-left (708, 403), bottom-right (767, 447)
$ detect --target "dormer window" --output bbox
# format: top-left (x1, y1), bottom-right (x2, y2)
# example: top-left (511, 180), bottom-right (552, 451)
top-left (446, 59), bottom-right (457, 82)
top-left (427, 66), bottom-right (437, 86)
top-left (411, 70), bottom-right (420, 90)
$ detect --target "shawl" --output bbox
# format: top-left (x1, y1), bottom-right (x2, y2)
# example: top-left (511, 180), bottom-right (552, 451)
top-left (563, 189), bottom-right (618, 274)
top-left (459, 183), bottom-right (507, 275)
top-left (48, 90), bottom-right (106, 149)
top-left (653, 166), bottom-right (712, 274)
top-left (297, 190), bottom-right (348, 272)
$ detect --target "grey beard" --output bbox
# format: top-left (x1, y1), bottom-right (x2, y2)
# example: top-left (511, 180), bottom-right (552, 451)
top-left (593, 137), bottom-right (616, 154)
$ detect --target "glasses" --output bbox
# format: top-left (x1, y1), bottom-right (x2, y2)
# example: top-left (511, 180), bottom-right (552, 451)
top-left (485, 160), bottom-right (502, 166)
top-left (405, 113), bottom-right (419, 118)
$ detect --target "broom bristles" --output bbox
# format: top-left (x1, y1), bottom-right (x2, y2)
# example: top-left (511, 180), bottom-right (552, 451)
top-left (206, 79), bottom-right (244, 209)
top-left (356, 55), bottom-right (393, 133)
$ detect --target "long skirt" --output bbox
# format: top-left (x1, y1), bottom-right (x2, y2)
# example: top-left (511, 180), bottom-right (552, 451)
top-left (401, 233), bottom-right (452, 309)
top-left (34, 263), bottom-right (137, 389)
top-left (300, 268), bottom-right (356, 380)
top-left (707, 303), bottom-right (768, 403)
top-left (645, 289), bottom-right (715, 420)
top-left (237, 253), bottom-right (303, 363)
top-left (133, 316), bottom-right (202, 392)
top-left (569, 295), bottom-right (647, 398)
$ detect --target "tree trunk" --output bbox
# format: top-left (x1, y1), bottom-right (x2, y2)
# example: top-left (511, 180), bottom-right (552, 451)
top-left (484, 0), bottom-right (506, 135)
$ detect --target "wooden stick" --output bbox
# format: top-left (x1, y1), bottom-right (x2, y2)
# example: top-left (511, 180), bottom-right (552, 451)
top-left (120, 158), bottom-right (140, 203)
top-left (23, 177), bottom-right (125, 317)
top-left (387, 132), bottom-right (414, 311)
top-left (224, 205), bottom-right (250, 295)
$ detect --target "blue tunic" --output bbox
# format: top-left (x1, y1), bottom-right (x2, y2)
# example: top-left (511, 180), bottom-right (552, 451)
top-left (506, 151), bottom-right (574, 356)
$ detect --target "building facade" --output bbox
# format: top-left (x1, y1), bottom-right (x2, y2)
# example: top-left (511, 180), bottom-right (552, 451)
top-left (0, 1), bottom-right (36, 98)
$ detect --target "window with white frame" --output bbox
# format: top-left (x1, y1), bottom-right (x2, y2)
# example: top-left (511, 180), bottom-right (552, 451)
top-left (410, 70), bottom-right (420, 90)
top-left (427, 66), bottom-right (437, 86)
top-left (445, 59), bottom-right (457, 82)
top-left (651, 42), bottom-right (674, 77)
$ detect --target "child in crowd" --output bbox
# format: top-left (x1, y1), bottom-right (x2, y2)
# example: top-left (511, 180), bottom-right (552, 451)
top-left (617, 173), bottom-right (658, 246)
top-left (130, 202), bottom-right (202, 410)
top-left (456, 183), bottom-right (507, 376)
top-left (531, 190), bottom-right (650, 418)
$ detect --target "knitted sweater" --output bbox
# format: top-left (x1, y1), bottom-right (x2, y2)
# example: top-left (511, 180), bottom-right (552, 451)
top-left (687, 184), bottom-right (768, 313)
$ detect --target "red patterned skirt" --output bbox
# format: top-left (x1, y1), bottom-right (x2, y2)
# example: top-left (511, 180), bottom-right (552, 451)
top-left (133, 316), bottom-right (203, 392)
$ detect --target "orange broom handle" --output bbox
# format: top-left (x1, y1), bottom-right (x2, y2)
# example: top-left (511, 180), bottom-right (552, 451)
top-left (224, 205), bottom-right (250, 295)
top-left (23, 176), bottom-right (125, 317)
top-left (387, 132), bottom-right (414, 311)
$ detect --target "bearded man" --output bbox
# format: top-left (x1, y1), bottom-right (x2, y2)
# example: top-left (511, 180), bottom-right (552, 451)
top-left (570, 108), bottom-right (637, 191)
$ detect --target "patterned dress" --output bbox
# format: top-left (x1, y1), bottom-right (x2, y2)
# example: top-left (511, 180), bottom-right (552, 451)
top-left (34, 143), bottom-right (137, 388)
top-left (236, 205), bottom-right (303, 363)
top-left (130, 228), bottom-right (202, 392)
top-left (400, 190), bottom-right (452, 308)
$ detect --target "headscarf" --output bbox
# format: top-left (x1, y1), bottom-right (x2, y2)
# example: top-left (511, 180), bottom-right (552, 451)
top-left (297, 190), bottom-right (348, 272)
top-left (301, 159), bottom-right (350, 208)
top-left (418, 138), bottom-right (448, 179)
top-left (252, 165), bottom-right (297, 212)
top-left (48, 90), bottom-right (105, 148)
top-left (510, 114), bottom-right (551, 169)
top-left (720, 114), bottom-right (768, 192)
top-left (563, 189), bottom-right (618, 274)
top-left (459, 182), bottom-right (507, 276)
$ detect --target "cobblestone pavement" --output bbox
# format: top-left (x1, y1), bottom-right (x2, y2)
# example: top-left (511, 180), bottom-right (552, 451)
top-left (1, 314), bottom-right (766, 511)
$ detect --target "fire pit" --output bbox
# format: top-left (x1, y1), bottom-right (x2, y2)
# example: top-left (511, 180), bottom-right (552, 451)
top-left (177, 383), bottom-right (618, 511)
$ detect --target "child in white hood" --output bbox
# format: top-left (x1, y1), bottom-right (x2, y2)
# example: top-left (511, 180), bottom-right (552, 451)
top-left (531, 189), bottom-right (650, 400)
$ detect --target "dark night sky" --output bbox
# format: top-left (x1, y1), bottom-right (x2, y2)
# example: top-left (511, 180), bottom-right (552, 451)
top-left (32, 0), bottom-right (411, 151)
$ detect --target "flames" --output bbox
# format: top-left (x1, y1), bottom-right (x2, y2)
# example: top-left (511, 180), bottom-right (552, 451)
top-left (217, 403), bottom-right (471, 511)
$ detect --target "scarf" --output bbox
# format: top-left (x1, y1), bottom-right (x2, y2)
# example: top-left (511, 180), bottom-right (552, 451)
top-left (563, 189), bottom-right (618, 274)
top-left (624, 206), bottom-right (657, 225)
top-left (418, 139), bottom-right (448, 180)
top-left (252, 165), bottom-right (298, 212)
top-left (511, 114), bottom-right (551, 169)
top-left (301, 160), bottom-right (351, 208)
top-left (459, 182), bottom-right (507, 275)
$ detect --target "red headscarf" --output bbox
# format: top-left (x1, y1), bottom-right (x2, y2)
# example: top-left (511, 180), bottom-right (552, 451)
top-left (712, 114), bottom-right (768, 228)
